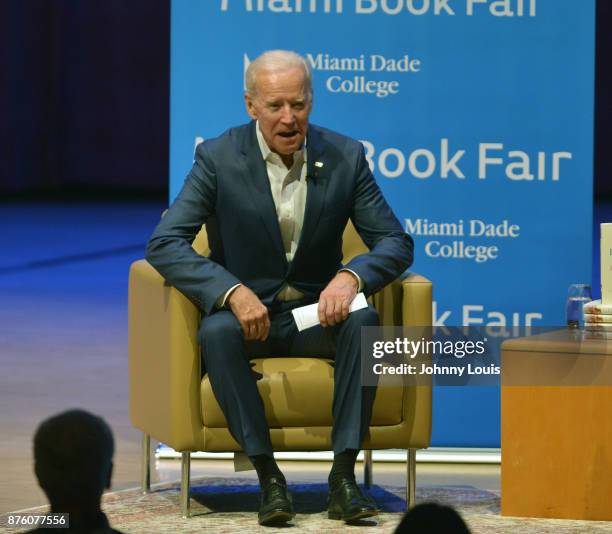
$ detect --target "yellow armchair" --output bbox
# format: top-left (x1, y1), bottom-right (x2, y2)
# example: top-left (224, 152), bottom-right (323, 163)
top-left (129, 221), bottom-right (432, 517)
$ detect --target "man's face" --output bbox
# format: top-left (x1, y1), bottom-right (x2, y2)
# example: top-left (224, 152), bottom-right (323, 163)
top-left (245, 66), bottom-right (312, 157)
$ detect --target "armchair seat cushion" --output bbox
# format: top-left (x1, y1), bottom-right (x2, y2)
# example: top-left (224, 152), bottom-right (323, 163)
top-left (201, 357), bottom-right (403, 428)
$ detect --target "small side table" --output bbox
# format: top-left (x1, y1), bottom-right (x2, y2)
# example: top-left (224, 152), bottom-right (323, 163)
top-left (501, 329), bottom-right (612, 520)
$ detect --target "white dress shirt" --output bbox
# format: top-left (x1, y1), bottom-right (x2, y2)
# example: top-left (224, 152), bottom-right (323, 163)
top-left (255, 121), bottom-right (308, 301)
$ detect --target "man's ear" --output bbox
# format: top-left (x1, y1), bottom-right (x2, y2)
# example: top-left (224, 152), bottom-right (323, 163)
top-left (105, 462), bottom-right (113, 490)
top-left (34, 461), bottom-right (43, 487)
top-left (244, 93), bottom-right (258, 120)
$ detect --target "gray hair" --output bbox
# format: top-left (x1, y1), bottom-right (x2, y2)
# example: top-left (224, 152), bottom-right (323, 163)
top-left (246, 50), bottom-right (312, 99)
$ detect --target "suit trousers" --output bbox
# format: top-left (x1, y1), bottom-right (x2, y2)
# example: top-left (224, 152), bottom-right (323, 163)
top-left (198, 300), bottom-right (379, 457)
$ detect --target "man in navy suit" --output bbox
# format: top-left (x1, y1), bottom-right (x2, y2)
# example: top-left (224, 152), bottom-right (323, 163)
top-left (146, 50), bottom-right (413, 526)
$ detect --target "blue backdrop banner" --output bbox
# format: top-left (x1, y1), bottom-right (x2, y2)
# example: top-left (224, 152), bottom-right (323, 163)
top-left (169, 0), bottom-right (595, 447)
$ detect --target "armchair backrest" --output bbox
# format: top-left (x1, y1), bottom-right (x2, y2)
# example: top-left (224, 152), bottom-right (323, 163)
top-left (192, 221), bottom-right (368, 263)
top-left (192, 226), bottom-right (210, 256)
top-left (340, 220), bottom-right (369, 263)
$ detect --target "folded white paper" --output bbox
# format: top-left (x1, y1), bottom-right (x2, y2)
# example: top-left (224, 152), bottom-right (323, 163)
top-left (291, 292), bottom-right (368, 331)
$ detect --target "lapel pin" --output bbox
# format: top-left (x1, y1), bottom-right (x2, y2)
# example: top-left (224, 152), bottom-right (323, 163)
top-left (314, 161), bottom-right (324, 168)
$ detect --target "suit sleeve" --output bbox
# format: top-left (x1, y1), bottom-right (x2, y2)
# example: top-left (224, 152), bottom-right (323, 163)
top-left (145, 142), bottom-right (241, 315)
top-left (343, 143), bottom-right (414, 295)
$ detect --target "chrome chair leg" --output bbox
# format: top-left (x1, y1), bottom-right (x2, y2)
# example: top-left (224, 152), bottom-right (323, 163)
top-left (180, 452), bottom-right (191, 518)
top-left (141, 433), bottom-right (151, 494)
top-left (363, 449), bottom-right (373, 488)
top-left (406, 448), bottom-right (417, 509)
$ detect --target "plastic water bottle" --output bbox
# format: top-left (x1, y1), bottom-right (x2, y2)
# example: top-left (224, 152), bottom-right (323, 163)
top-left (566, 284), bottom-right (592, 329)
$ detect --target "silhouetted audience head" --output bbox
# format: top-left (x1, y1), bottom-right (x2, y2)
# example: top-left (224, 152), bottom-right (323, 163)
top-left (395, 502), bottom-right (471, 533)
top-left (33, 409), bottom-right (114, 510)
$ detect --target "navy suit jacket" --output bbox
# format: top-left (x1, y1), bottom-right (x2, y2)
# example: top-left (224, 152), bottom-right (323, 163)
top-left (146, 121), bottom-right (413, 316)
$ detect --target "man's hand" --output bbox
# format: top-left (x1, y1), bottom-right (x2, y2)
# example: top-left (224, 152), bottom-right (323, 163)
top-left (227, 285), bottom-right (270, 341)
top-left (318, 271), bottom-right (359, 327)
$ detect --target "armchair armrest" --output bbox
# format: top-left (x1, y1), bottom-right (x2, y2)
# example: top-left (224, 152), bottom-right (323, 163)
top-left (372, 272), bottom-right (433, 449)
top-left (128, 259), bottom-right (203, 451)
top-left (373, 272), bottom-right (432, 327)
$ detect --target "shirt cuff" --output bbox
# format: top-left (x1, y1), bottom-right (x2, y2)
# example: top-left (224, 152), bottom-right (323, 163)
top-left (339, 269), bottom-right (363, 291)
top-left (216, 284), bottom-right (242, 309)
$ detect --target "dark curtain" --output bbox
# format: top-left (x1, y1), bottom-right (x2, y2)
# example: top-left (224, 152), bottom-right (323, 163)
top-left (0, 0), bottom-right (169, 195)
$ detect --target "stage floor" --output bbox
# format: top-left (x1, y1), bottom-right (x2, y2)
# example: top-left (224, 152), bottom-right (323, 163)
top-left (0, 199), bottom-right (608, 513)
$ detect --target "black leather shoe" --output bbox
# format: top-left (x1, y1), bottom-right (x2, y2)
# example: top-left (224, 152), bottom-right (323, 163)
top-left (258, 476), bottom-right (295, 526)
top-left (328, 477), bottom-right (378, 521)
